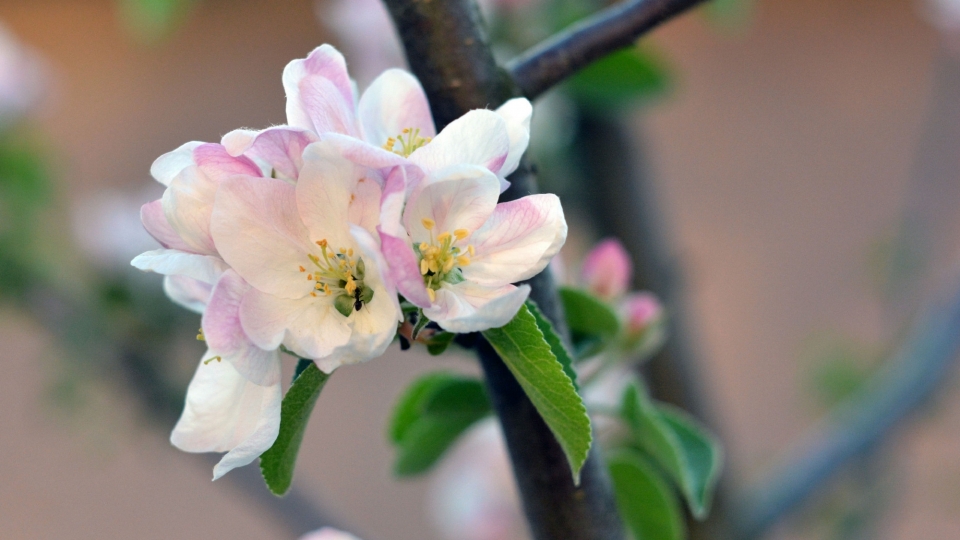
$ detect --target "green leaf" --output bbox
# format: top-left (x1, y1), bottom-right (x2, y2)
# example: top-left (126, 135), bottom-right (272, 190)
top-left (426, 331), bottom-right (456, 356)
top-left (608, 450), bottom-right (685, 540)
top-left (389, 372), bottom-right (492, 476)
top-left (260, 361), bottom-right (330, 496)
top-left (482, 305), bottom-right (592, 483)
top-left (621, 383), bottom-right (723, 519)
top-left (526, 299), bottom-right (578, 390)
top-left (565, 46), bottom-right (671, 111)
top-left (559, 286), bottom-right (621, 358)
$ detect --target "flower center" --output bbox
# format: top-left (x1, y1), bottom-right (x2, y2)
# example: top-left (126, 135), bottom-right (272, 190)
top-left (299, 239), bottom-right (374, 317)
top-left (416, 218), bottom-right (474, 303)
top-left (382, 127), bottom-right (431, 157)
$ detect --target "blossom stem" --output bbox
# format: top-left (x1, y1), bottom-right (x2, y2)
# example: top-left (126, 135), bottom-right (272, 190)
top-left (506, 0), bottom-right (709, 99)
top-left (383, 1), bottom-right (626, 538)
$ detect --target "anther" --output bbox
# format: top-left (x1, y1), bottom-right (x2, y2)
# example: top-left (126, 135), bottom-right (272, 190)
top-left (203, 355), bottom-right (222, 365)
top-left (299, 265), bottom-right (305, 272)
top-left (421, 217), bottom-right (435, 230)
top-left (427, 288), bottom-right (436, 303)
top-left (454, 229), bottom-right (469, 240)
top-left (456, 256), bottom-right (471, 266)
top-left (437, 232), bottom-right (451, 243)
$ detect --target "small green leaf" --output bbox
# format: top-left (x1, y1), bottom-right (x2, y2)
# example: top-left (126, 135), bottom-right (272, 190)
top-left (389, 373), bottom-right (491, 476)
top-left (621, 382), bottom-right (723, 519)
top-left (260, 361), bottom-right (330, 496)
top-left (608, 450), bottom-right (685, 540)
top-left (334, 294), bottom-right (354, 317)
top-left (559, 287), bottom-right (621, 358)
top-left (482, 305), bottom-right (592, 483)
top-left (526, 299), bottom-right (578, 390)
top-left (292, 358), bottom-right (313, 382)
top-left (565, 46), bottom-right (671, 111)
top-left (426, 332), bottom-right (456, 356)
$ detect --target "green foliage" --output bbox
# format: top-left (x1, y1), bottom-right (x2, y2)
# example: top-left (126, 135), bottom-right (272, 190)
top-left (260, 361), bottom-right (330, 496)
top-left (482, 304), bottom-right (592, 483)
top-left (620, 383), bottom-right (723, 519)
top-left (389, 372), bottom-right (491, 476)
top-left (608, 450), bottom-right (685, 540)
top-left (116, 0), bottom-right (197, 43)
top-left (527, 300), bottom-right (578, 390)
top-left (425, 331), bottom-right (456, 356)
top-left (565, 46), bottom-right (671, 112)
top-left (559, 286), bottom-right (621, 358)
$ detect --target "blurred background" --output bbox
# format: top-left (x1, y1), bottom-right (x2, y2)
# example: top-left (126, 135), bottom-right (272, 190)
top-left (2, 0), bottom-right (960, 538)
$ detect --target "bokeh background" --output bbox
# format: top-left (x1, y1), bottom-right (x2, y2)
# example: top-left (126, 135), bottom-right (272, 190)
top-left (2, 0), bottom-right (960, 538)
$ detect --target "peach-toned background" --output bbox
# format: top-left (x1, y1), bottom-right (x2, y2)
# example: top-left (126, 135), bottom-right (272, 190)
top-left (2, 0), bottom-right (960, 538)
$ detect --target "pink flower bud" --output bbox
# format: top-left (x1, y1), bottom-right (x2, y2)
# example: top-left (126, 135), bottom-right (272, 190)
top-left (581, 238), bottom-right (633, 300)
top-left (623, 292), bottom-right (663, 335)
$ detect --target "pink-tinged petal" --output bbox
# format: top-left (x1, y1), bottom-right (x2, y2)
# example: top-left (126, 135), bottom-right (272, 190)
top-left (203, 270), bottom-right (281, 386)
top-left (296, 141), bottom-right (370, 247)
top-left (408, 109), bottom-right (509, 176)
top-left (151, 141), bottom-right (202, 186)
top-left (405, 165), bottom-right (500, 243)
top-left (322, 132), bottom-right (412, 175)
top-left (163, 275), bottom-right (212, 313)
top-left (193, 143), bottom-right (262, 181)
top-left (622, 292), bottom-right (663, 334)
top-left (298, 75), bottom-right (360, 136)
top-left (317, 286), bottom-right (397, 373)
top-left (379, 167), bottom-right (410, 237)
top-left (170, 352), bottom-right (281, 480)
top-left (425, 282), bottom-right (530, 333)
top-left (283, 45), bottom-right (354, 131)
top-left (350, 224), bottom-right (403, 320)
top-left (581, 238), bottom-right (633, 300)
top-left (222, 127), bottom-right (318, 181)
top-left (495, 98), bottom-right (532, 178)
top-left (463, 194), bottom-right (567, 287)
top-left (141, 199), bottom-right (192, 252)
top-left (379, 228), bottom-right (432, 307)
top-left (161, 166), bottom-right (219, 255)
top-left (358, 69), bottom-right (435, 147)
top-left (239, 288), bottom-right (352, 359)
top-left (131, 249), bottom-right (228, 284)
top-left (211, 176), bottom-right (315, 299)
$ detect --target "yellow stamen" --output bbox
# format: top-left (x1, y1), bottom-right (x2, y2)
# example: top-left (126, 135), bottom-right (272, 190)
top-left (437, 232), bottom-right (451, 243)
top-left (427, 288), bottom-right (436, 302)
top-left (468, 245), bottom-right (476, 256)
top-left (443, 258), bottom-right (455, 273)
top-left (196, 328), bottom-right (205, 341)
top-left (454, 229), bottom-right (469, 240)
top-left (203, 355), bottom-right (222, 365)
top-left (420, 259), bottom-right (429, 275)
top-left (421, 217), bottom-right (435, 230)
top-left (311, 292), bottom-right (317, 297)
top-left (299, 265), bottom-right (305, 272)
top-left (456, 256), bottom-right (471, 266)
top-left (317, 239), bottom-right (327, 247)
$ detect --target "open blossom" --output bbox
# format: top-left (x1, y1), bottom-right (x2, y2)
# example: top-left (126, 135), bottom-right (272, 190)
top-left (222, 45), bottom-right (531, 193)
top-left (379, 164), bottom-right (567, 333)
top-left (581, 238), bottom-right (632, 300)
top-left (210, 140), bottom-right (400, 372)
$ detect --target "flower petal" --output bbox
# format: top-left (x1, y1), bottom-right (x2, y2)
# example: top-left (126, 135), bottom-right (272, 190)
top-left (405, 165), bottom-right (500, 243)
top-left (141, 199), bottom-right (193, 252)
top-left (581, 238), bottom-right (632, 300)
top-left (462, 194), bottom-right (567, 287)
top-left (495, 98), bottom-right (532, 179)
top-left (425, 282), bottom-right (530, 333)
top-left (378, 228), bottom-right (432, 307)
top-left (296, 141), bottom-right (379, 246)
top-left (239, 288), bottom-right (352, 359)
top-left (163, 275), bottom-right (212, 313)
top-left (322, 132), bottom-right (412, 174)
top-left (170, 352), bottom-right (281, 480)
top-left (161, 167), bottom-right (219, 255)
top-left (211, 176), bottom-right (315, 299)
top-left (131, 249), bottom-right (229, 284)
top-left (358, 69), bottom-right (435, 147)
top-left (221, 127), bottom-right (319, 181)
top-left (408, 109), bottom-right (509, 176)
top-left (151, 141), bottom-right (202, 186)
top-left (283, 45), bottom-right (355, 132)
top-left (193, 143), bottom-right (262, 181)
top-left (203, 270), bottom-right (282, 386)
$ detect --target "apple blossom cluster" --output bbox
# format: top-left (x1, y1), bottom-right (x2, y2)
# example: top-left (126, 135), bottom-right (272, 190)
top-left (130, 45), bottom-right (566, 478)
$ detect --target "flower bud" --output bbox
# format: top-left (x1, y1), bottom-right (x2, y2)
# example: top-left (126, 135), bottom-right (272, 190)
top-left (622, 292), bottom-right (663, 336)
top-left (581, 238), bottom-right (632, 300)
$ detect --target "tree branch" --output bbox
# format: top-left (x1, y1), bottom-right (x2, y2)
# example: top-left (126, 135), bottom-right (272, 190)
top-left (731, 276), bottom-right (960, 538)
top-left (382, 1), bottom-right (625, 538)
top-left (507, 0), bottom-right (708, 99)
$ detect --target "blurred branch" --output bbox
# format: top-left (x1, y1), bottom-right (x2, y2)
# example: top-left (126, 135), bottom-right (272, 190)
top-left (507, 0), bottom-right (708, 99)
top-left (732, 277), bottom-right (960, 538)
top-left (383, 0), bottom-right (626, 538)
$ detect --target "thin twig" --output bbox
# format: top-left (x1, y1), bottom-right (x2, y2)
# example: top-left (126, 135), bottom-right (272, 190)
top-left (507, 0), bottom-right (708, 99)
top-left (731, 276), bottom-right (960, 538)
